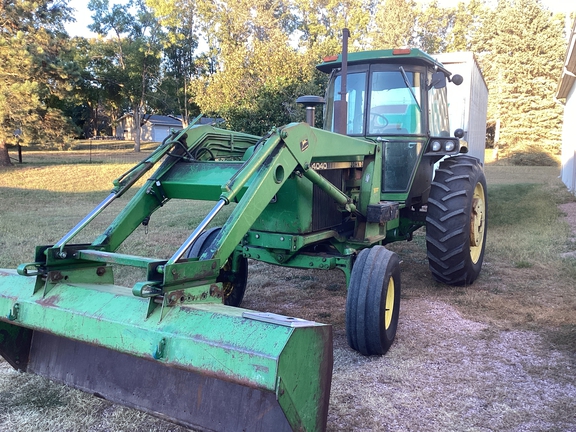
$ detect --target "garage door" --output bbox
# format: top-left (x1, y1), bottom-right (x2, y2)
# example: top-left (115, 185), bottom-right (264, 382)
top-left (153, 126), bottom-right (170, 142)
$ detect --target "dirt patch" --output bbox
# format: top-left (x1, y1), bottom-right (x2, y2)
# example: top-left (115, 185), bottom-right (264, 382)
top-left (330, 298), bottom-right (576, 431)
top-left (1, 287), bottom-right (575, 432)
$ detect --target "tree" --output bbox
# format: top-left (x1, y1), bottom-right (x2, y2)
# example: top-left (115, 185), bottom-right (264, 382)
top-left (186, 0), bottom-right (315, 134)
top-left (67, 36), bottom-right (127, 138)
top-left (146, 0), bottom-right (201, 125)
top-left (293, 0), bottom-right (375, 55)
top-left (88, 0), bottom-right (164, 151)
top-left (445, 0), bottom-right (485, 52)
top-left (412, 1), bottom-right (455, 53)
top-left (0, 0), bottom-right (78, 166)
top-left (369, 0), bottom-right (417, 50)
top-left (471, 0), bottom-right (566, 151)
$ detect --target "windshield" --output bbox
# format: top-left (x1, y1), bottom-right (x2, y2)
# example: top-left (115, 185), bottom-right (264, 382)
top-left (325, 72), bottom-right (367, 135)
top-left (369, 70), bottom-right (423, 135)
top-left (324, 67), bottom-right (425, 136)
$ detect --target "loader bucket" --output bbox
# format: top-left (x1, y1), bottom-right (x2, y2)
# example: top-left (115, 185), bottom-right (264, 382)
top-left (0, 269), bottom-right (332, 432)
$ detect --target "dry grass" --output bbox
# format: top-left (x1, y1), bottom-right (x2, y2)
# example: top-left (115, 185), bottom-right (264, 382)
top-left (1, 156), bottom-right (576, 431)
top-left (488, 144), bottom-right (561, 167)
top-left (8, 141), bottom-right (158, 166)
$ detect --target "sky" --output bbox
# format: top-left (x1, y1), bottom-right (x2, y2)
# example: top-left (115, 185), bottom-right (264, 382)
top-left (64, 0), bottom-right (131, 38)
top-left (64, 0), bottom-right (576, 39)
top-left (65, 1), bottom-right (96, 38)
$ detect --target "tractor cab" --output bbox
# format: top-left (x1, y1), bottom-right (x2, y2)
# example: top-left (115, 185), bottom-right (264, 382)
top-left (317, 48), bottom-right (465, 198)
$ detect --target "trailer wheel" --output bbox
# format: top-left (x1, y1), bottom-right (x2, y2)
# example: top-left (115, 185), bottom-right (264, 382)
top-left (186, 227), bottom-right (248, 307)
top-left (346, 246), bottom-right (401, 356)
top-left (426, 155), bottom-right (487, 286)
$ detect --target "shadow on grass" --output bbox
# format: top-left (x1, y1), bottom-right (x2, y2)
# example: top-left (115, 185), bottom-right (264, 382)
top-left (490, 148), bottom-right (560, 167)
top-left (543, 325), bottom-right (576, 353)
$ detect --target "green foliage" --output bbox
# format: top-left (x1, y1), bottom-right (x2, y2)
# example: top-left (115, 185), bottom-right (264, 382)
top-left (219, 74), bottom-right (328, 135)
top-left (471, 0), bottom-right (566, 152)
top-left (504, 147), bottom-right (560, 166)
top-left (293, 0), bottom-right (375, 54)
top-left (1, 0), bottom-right (567, 160)
top-left (370, 0), bottom-right (418, 49)
top-left (65, 36), bottom-right (126, 137)
top-left (412, 0), bottom-right (456, 53)
top-left (0, 0), bottom-right (79, 164)
top-left (145, 1), bottom-right (201, 122)
top-left (189, 0), bottom-right (320, 135)
top-left (88, 0), bottom-right (165, 150)
top-left (445, 0), bottom-right (486, 52)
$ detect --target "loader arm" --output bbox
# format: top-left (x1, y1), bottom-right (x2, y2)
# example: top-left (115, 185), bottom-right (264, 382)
top-left (90, 124), bottom-right (261, 252)
top-left (3, 122), bottom-right (380, 432)
top-left (201, 122), bottom-right (377, 264)
top-left (0, 121), bottom-right (379, 432)
top-left (29, 122), bottom-right (377, 298)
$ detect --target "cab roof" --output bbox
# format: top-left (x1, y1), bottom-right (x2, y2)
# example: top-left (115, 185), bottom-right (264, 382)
top-left (316, 48), bottom-right (450, 75)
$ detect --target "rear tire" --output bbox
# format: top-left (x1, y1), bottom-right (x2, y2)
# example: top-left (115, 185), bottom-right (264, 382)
top-left (346, 246), bottom-right (401, 356)
top-left (426, 156), bottom-right (487, 285)
top-left (186, 227), bottom-right (248, 307)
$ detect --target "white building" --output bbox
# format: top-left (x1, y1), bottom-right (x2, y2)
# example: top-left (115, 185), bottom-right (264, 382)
top-left (116, 115), bottom-right (219, 142)
top-left (557, 18), bottom-right (576, 196)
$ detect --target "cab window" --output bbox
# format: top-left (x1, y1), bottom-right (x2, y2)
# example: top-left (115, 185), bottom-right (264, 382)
top-left (368, 70), bottom-right (423, 135)
top-left (325, 72), bottom-right (367, 135)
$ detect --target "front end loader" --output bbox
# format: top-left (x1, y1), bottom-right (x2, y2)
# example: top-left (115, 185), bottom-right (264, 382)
top-left (0, 33), bottom-right (487, 432)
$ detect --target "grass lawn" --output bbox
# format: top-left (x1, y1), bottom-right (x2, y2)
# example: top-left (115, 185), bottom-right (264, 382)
top-left (0, 152), bottom-right (575, 431)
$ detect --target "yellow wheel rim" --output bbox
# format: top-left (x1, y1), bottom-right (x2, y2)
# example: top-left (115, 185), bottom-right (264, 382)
top-left (384, 277), bottom-right (395, 330)
top-left (470, 182), bottom-right (486, 264)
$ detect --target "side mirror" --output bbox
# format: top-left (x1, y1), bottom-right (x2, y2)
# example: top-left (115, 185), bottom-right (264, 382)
top-left (430, 71), bottom-right (446, 89)
top-left (451, 74), bottom-right (464, 86)
top-left (454, 128), bottom-right (465, 139)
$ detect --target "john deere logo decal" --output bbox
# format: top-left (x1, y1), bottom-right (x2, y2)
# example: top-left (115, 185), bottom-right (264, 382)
top-left (300, 139), bottom-right (309, 152)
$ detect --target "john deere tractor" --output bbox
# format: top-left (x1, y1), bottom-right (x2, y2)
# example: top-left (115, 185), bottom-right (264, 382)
top-left (0, 32), bottom-right (486, 432)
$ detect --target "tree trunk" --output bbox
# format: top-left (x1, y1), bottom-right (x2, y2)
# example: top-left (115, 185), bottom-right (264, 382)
top-left (182, 74), bottom-right (189, 128)
top-left (133, 109), bottom-right (141, 152)
top-left (0, 141), bottom-right (13, 166)
top-left (110, 111), bottom-right (118, 138)
top-left (89, 102), bottom-right (97, 138)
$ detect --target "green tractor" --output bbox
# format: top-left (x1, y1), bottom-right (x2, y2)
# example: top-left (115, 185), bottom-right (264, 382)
top-left (0, 33), bottom-right (486, 432)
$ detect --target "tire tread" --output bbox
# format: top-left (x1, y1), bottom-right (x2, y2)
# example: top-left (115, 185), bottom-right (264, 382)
top-left (426, 155), bottom-right (487, 286)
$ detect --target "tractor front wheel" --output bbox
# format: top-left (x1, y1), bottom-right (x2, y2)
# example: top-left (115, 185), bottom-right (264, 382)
top-left (426, 155), bottom-right (487, 285)
top-left (186, 227), bottom-right (248, 307)
top-left (346, 246), bottom-right (401, 356)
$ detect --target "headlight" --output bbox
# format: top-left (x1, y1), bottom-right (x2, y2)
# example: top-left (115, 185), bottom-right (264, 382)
top-left (431, 141), bottom-right (442, 151)
top-left (444, 141), bottom-right (455, 152)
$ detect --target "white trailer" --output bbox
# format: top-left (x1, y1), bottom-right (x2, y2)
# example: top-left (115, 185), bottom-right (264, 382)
top-left (433, 52), bottom-right (489, 165)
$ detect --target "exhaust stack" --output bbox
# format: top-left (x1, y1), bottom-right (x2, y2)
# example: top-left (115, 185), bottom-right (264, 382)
top-left (296, 95), bottom-right (325, 128)
top-left (334, 28), bottom-right (350, 135)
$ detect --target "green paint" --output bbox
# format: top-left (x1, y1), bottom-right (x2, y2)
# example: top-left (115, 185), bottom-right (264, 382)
top-left (0, 270), bottom-right (331, 431)
top-left (0, 47), bottom-right (469, 430)
top-left (316, 47), bottom-right (447, 73)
